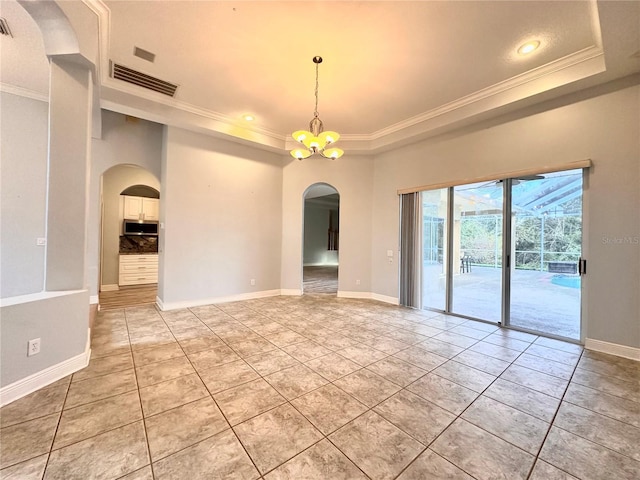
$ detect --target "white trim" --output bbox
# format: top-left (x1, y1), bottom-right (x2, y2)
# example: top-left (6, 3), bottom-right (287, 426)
top-left (100, 284), bottom-right (119, 292)
top-left (337, 291), bottom-right (399, 305)
top-left (280, 289), bottom-right (303, 296)
top-left (303, 263), bottom-right (339, 267)
top-left (371, 293), bottom-right (400, 305)
top-left (155, 295), bottom-right (165, 311)
top-left (0, 338), bottom-right (91, 407)
top-left (0, 290), bottom-right (87, 308)
top-left (371, 46), bottom-right (604, 140)
top-left (584, 338), bottom-right (640, 361)
top-left (0, 82), bottom-right (48, 102)
top-left (157, 289), bottom-right (282, 311)
top-left (90, 295), bottom-right (99, 304)
top-left (337, 291), bottom-right (372, 300)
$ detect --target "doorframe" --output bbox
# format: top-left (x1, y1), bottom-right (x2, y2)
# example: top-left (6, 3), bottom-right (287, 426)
top-left (300, 182), bottom-right (341, 295)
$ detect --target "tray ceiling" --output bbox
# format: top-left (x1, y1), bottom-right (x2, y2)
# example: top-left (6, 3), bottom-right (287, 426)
top-left (2, 1), bottom-right (639, 153)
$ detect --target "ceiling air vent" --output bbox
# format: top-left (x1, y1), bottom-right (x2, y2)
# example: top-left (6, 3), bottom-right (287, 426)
top-left (111, 62), bottom-right (178, 97)
top-left (0, 18), bottom-right (12, 37)
top-left (133, 46), bottom-right (155, 63)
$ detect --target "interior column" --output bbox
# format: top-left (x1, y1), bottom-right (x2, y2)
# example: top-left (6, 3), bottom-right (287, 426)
top-left (45, 57), bottom-right (93, 291)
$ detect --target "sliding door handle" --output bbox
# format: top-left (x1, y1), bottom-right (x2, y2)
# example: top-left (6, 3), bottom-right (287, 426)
top-left (578, 258), bottom-right (587, 275)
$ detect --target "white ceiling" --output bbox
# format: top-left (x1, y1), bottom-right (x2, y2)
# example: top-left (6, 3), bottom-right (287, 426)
top-left (2, 1), bottom-right (639, 153)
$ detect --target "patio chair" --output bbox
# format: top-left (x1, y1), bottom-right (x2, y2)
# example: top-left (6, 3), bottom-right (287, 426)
top-left (460, 254), bottom-right (472, 273)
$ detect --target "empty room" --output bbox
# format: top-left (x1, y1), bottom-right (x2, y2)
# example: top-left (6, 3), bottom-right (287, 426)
top-left (1, 1), bottom-right (639, 479)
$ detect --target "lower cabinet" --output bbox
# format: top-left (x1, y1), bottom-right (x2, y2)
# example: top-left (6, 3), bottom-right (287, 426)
top-left (119, 254), bottom-right (158, 286)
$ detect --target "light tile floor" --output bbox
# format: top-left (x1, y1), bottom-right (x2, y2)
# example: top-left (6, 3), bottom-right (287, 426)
top-left (1, 295), bottom-right (639, 480)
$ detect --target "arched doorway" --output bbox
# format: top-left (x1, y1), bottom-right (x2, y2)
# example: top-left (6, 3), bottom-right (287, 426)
top-left (302, 183), bottom-right (340, 294)
top-left (99, 164), bottom-right (160, 309)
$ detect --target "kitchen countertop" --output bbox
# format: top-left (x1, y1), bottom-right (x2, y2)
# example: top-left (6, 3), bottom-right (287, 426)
top-left (119, 235), bottom-right (158, 255)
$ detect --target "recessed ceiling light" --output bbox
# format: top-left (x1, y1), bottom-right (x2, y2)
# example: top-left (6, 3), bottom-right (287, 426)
top-left (243, 114), bottom-right (255, 121)
top-left (518, 40), bottom-right (540, 55)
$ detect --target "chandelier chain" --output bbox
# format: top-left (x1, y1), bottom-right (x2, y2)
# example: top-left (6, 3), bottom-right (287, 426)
top-left (314, 61), bottom-right (319, 118)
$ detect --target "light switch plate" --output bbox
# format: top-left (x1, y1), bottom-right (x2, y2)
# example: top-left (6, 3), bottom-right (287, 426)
top-left (387, 250), bottom-right (393, 257)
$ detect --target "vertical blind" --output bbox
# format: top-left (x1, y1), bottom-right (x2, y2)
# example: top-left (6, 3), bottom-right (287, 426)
top-left (399, 192), bottom-right (421, 308)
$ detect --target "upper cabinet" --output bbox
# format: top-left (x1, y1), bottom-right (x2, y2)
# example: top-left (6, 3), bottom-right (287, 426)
top-left (142, 197), bottom-right (159, 221)
top-left (122, 195), bottom-right (159, 221)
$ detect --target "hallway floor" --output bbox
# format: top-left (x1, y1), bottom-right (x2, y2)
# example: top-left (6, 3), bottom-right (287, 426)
top-left (303, 266), bottom-right (338, 294)
top-left (1, 295), bottom-right (639, 479)
top-left (99, 284), bottom-right (158, 310)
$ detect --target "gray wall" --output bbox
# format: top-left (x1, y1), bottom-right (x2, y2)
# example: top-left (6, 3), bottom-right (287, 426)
top-left (90, 110), bottom-right (163, 294)
top-left (0, 92), bottom-right (48, 298)
top-left (1, 291), bottom-right (89, 387)
top-left (303, 203), bottom-right (338, 266)
top-left (159, 126), bottom-right (283, 307)
top-left (281, 156), bottom-right (374, 293)
top-left (101, 166), bottom-right (160, 288)
top-left (372, 84), bottom-right (640, 349)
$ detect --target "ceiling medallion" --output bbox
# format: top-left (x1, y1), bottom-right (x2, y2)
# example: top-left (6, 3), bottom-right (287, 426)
top-left (290, 56), bottom-right (344, 160)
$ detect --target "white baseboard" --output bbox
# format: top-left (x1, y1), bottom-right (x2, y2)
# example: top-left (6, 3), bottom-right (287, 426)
top-left (0, 340), bottom-right (91, 407)
top-left (90, 295), bottom-right (99, 304)
top-left (280, 289), bottom-right (303, 296)
top-left (100, 284), bottom-right (119, 292)
top-left (584, 338), bottom-right (640, 361)
top-left (157, 289), bottom-right (282, 311)
top-left (156, 295), bottom-right (165, 311)
top-left (336, 291), bottom-right (399, 305)
top-left (371, 293), bottom-right (400, 305)
top-left (337, 290), bottom-right (371, 300)
top-left (156, 289), bottom-right (399, 311)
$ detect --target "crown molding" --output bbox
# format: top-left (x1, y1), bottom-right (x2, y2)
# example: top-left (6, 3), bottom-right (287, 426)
top-left (371, 45), bottom-right (604, 141)
top-left (84, 0), bottom-right (607, 156)
top-left (0, 83), bottom-right (48, 102)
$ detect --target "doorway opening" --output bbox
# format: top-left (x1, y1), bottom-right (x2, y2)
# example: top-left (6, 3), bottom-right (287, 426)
top-left (99, 165), bottom-right (160, 310)
top-left (303, 183), bottom-right (340, 295)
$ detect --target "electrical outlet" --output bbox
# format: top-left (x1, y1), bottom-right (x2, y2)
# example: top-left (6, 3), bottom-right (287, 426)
top-left (28, 338), bottom-right (41, 356)
top-left (356, 279), bottom-right (361, 285)
top-left (36, 237), bottom-right (47, 246)
top-left (250, 279), bottom-right (256, 286)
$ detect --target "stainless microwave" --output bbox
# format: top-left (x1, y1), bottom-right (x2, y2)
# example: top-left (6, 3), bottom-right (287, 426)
top-left (123, 220), bottom-right (159, 236)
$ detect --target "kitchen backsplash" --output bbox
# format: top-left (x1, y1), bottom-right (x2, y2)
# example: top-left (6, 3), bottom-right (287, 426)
top-left (119, 235), bottom-right (158, 254)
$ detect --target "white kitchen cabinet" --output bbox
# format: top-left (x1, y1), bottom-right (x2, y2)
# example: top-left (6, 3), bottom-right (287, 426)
top-left (118, 254), bottom-right (158, 286)
top-left (142, 198), bottom-right (159, 221)
top-left (122, 196), bottom-right (159, 221)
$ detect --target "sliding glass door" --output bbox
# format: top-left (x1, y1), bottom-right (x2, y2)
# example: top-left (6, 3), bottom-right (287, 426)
top-left (421, 189), bottom-right (448, 310)
top-left (418, 169), bottom-right (584, 341)
top-left (451, 181), bottom-right (504, 322)
top-left (508, 170), bottom-right (583, 339)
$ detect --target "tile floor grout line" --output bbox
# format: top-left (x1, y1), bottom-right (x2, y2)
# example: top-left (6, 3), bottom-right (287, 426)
top-left (215, 305), bottom-right (399, 477)
top-left (390, 337), bottom-right (537, 480)
top-left (163, 308), bottom-right (266, 479)
top-left (566, 371), bottom-right (640, 407)
top-left (523, 347), bottom-right (585, 480)
top-left (20, 296), bottom-right (636, 479)
top-left (7, 379), bottom-right (72, 478)
top-left (124, 307), bottom-right (158, 480)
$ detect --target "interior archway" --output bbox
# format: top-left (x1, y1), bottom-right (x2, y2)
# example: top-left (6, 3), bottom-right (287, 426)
top-left (302, 183), bottom-right (340, 295)
top-left (99, 164), bottom-right (160, 309)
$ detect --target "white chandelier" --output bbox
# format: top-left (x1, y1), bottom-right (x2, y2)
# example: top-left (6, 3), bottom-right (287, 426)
top-left (290, 56), bottom-right (344, 160)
